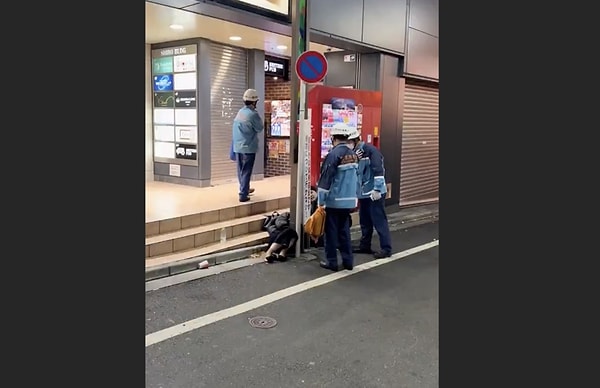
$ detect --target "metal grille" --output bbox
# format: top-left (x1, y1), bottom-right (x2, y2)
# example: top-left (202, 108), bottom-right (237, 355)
top-left (399, 83), bottom-right (439, 206)
top-left (209, 42), bottom-right (248, 184)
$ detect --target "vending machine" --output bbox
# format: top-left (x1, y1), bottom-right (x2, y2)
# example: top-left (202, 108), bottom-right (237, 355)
top-left (306, 85), bottom-right (382, 186)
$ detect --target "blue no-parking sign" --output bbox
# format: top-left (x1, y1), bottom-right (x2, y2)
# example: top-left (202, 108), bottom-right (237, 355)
top-left (295, 50), bottom-right (328, 83)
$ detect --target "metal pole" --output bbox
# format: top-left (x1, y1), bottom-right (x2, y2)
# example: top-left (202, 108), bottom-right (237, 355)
top-left (290, 0), bottom-right (309, 258)
top-left (294, 81), bottom-right (307, 258)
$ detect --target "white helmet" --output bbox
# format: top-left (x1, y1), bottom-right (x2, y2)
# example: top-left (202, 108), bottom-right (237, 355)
top-left (348, 128), bottom-right (361, 140)
top-left (330, 123), bottom-right (353, 137)
top-left (242, 88), bottom-right (259, 102)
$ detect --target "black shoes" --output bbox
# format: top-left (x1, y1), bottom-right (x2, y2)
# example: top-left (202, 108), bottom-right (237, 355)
top-left (352, 247), bottom-right (373, 254)
top-left (319, 260), bottom-right (339, 272)
top-left (266, 253), bottom-right (287, 263)
top-left (373, 251), bottom-right (392, 259)
top-left (239, 197), bottom-right (250, 202)
top-left (320, 260), bottom-right (353, 271)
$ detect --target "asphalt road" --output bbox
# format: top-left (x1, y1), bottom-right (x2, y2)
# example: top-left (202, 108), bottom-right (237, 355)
top-left (146, 221), bottom-right (439, 388)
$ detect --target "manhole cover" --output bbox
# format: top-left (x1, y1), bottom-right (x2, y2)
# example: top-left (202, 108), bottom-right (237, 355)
top-left (248, 316), bottom-right (277, 329)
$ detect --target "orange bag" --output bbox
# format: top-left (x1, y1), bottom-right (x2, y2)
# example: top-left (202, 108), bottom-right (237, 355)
top-left (304, 206), bottom-right (326, 239)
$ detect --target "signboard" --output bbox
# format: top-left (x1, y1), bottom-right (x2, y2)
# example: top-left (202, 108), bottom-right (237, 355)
top-left (218, 0), bottom-right (289, 15)
top-left (174, 54), bottom-right (196, 72)
top-left (153, 74), bottom-right (173, 91)
top-left (264, 56), bottom-right (288, 79)
top-left (152, 44), bottom-right (198, 168)
top-left (295, 51), bottom-right (328, 84)
top-left (175, 143), bottom-right (197, 160)
top-left (153, 57), bottom-right (173, 74)
top-left (343, 54), bottom-right (356, 63)
top-left (169, 164), bottom-right (181, 177)
top-left (154, 92), bottom-right (174, 108)
top-left (174, 91), bottom-right (196, 108)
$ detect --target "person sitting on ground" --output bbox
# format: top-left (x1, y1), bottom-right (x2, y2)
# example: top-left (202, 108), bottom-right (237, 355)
top-left (262, 211), bottom-right (298, 263)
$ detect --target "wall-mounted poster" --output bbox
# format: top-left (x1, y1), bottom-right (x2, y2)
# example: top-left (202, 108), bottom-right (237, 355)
top-left (154, 92), bottom-right (174, 108)
top-left (174, 72), bottom-right (197, 90)
top-left (154, 141), bottom-right (175, 159)
top-left (154, 125), bottom-right (175, 142)
top-left (175, 143), bottom-right (197, 160)
top-left (270, 100), bottom-right (291, 137)
top-left (153, 74), bottom-right (174, 92)
top-left (174, 54), bottom-right (196, 72)
top-left (267, 140), bottom-right (279, 158)
top-left (174, 91), bottom-right (196, 108)
top-left (175, 108), bottom-right (197, 126)
top-left (278, 139), bottom-right (288, 153)
top-left (154, 108), bottom-right (175, 125)
top-left (153, 57), bottom-right (173, 74)
top-left (175, 126), bottom-right (197, 143)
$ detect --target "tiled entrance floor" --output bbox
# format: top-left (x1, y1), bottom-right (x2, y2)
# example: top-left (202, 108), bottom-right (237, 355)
top-left (145, 175), bottom-right (291, 223)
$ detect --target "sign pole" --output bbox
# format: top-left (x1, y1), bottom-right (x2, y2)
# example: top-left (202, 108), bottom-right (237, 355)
top-left (294, 80), bottom-right (307, 259)
top-left (290, 0), bottom-right (309, 257)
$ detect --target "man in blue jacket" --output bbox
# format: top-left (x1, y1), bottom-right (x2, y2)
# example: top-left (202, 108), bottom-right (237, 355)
top-left (232, 88), bottom-right (263, 202)
top-left (317, 123), bottom-right (359, 271)
top-left (348, 129), bottom-right (392, 259)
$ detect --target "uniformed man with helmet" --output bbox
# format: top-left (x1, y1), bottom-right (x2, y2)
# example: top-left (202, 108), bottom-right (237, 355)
top-left (232, 88), bottom-right (264, 202)
top-left (316, 122), bottom-right (359, 271)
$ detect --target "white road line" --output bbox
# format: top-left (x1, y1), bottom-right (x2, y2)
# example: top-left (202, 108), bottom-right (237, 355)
top-left (145, 240), bottom-right (439, 348)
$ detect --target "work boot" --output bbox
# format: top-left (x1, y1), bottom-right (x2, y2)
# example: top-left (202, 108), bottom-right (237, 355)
top-left (352, 246), bottom-right (373, 254)
top-left (373, 251), bottom-right (391, 259)
top-left (319, 260), bottom-right (338, 272)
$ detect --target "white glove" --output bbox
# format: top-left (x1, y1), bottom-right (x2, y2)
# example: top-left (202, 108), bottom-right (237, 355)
top-left (355, 148), bottom-right (364, 159)
top-left (370, 191), bottom-right (382, 201)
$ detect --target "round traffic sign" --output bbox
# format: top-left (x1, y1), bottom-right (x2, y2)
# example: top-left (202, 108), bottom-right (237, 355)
top-left (295, 50), bottom-right (328, 83)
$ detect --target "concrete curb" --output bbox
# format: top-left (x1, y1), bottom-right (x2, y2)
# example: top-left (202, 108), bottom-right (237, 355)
top-left (145, 203), bottom-right (438, 282)
top-left (145, 244), bottom-right (268, 281)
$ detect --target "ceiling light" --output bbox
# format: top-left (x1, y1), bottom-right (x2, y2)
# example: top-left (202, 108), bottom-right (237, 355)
top-left (276, 45), bottom-right (287, 50)
top-left (273, 77), bottom-right (278, 80)
top-left (229, 36), bottom-right (242, 41)
top-left (169, 24), bottom-right (184, 30)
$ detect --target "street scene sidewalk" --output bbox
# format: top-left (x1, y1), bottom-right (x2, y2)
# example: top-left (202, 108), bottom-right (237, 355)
top-left (146, 222), bottom-right (440, 387)
top-left (146, 202), bottom-right (438, 289)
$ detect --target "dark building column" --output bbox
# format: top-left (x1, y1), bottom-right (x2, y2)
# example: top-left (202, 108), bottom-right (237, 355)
top-left (247, 49), bottom-right (266, 177)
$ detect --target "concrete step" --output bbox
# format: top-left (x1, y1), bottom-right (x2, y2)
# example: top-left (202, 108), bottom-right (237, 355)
top-left (145, 202), bottom-right (440, 283)
top-left (145, 196), bottom-right (291, 237)
top-left (145, 208), bottom-right (289, 258)
top-left (145, 231), bottom-right (270, 278)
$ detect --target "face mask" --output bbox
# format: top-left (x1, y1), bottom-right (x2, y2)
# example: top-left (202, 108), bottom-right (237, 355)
top-left (346, 142), bottom-right (355, 150)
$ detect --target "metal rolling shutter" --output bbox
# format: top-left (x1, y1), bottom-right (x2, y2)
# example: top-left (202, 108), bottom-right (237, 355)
top-left (399, 83), bottom-right (439, 206)
top-left (210, 42), bottom-right (248, 184)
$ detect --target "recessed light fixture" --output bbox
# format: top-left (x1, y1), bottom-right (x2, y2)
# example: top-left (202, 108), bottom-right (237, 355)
top-left (229, 36), bottom-right (242, 41)
top-left (169, 24), bottom-right (184, 30)
top-left (276, 45), bottom-right (287, 50)
top-left (273, 77), bottom-right (278, 80)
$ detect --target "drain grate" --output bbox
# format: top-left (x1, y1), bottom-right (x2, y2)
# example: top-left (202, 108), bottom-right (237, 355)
top-left (248, 316), bottom-right (277, 329)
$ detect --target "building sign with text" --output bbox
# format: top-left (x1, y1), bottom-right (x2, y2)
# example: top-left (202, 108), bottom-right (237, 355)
top-left (264, 56), bottom-right (289, 79)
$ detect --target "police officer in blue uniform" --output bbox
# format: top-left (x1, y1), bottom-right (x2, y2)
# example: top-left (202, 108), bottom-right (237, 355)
top-left (317, 123), bottom-right (359, 271)
top-left (348, 129), bottom-right (392, 258)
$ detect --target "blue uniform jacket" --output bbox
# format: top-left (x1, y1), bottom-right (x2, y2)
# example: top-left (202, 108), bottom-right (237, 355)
top-left (317, 143), bottom-right (359, 209)
top-left (232, 106), bottom-right (263, 154)
top-left (356, 141), bottom-right (387, 199)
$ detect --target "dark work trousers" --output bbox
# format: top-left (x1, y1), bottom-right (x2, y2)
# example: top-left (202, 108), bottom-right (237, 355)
top-left (358, 197), bottom-right (392, 254)
top-left (324, 207), bottom-right (353, 267)
top-left (236, 152), bottom-right (256, 200)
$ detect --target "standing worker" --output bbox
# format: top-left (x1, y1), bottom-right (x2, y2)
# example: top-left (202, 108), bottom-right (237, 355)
top-left (348, 129), bottom-right (392, 258)
top-left (317, 123), bottom-right (359, 271)
top-left (232, 88), bottom-right (263, 202)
